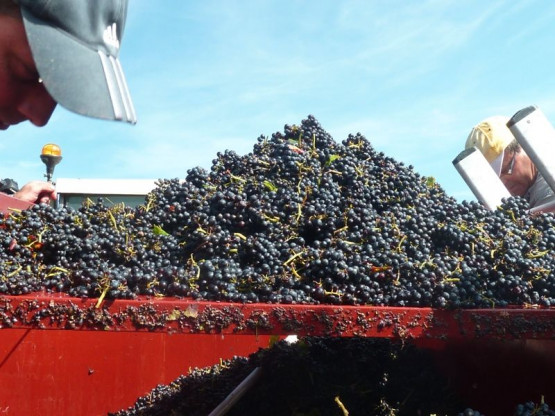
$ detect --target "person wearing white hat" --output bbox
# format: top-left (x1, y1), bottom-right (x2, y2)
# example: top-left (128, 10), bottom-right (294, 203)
top-left (0, 0), bottom-right (136, 203)
top-left (466, 116), bottom-right (555, 209)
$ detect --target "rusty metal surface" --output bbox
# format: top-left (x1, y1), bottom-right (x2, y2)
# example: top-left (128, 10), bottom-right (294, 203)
top-left (0, 293), bottom-right (553, 340)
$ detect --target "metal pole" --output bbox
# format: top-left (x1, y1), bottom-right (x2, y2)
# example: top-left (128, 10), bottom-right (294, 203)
top-left (208, 367), bottom-right (263, 416)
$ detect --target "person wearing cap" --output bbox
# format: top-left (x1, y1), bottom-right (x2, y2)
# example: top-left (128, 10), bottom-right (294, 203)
top-left (466, 116), bottom-right (555, 210)
top-left (0, 0), bottom-right (135, 203)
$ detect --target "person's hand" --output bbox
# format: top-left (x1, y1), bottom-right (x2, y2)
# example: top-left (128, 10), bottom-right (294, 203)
top-left (13, 181), bottom-right (57, 204)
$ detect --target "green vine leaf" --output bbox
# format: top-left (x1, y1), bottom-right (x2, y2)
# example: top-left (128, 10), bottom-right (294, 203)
top-left (153, 225), bottom-right (169, 236)
top-left (325, 154), bottom-right (341, 167)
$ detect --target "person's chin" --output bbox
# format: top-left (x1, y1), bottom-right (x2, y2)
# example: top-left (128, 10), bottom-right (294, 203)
top-left (508, 186), bottom-right (526, 197)
top-left (0, 123), bottom-right (9, 131)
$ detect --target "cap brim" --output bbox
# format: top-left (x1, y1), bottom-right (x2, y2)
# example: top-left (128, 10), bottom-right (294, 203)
top-left (490, 151), bottom-right (504, 176)
top-left (21, 10), bottom-right (137, 124)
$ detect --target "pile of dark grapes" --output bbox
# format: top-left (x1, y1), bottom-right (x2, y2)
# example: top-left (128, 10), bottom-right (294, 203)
top-left (109, 336), bottom-right (553, 416)
top-left (0, 115), bottom-right (554, 308)
top-left (109, 336), bottom-right (466, 416)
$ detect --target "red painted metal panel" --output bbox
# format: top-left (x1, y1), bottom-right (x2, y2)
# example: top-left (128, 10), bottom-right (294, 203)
top-left (0, 294), bottom-right (551, 415)
top-left (0, 193), bottom-right (33, 213)
top-left (0, 328), bottom-right (274, 416)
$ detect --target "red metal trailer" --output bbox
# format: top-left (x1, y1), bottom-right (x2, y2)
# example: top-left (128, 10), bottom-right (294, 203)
top-left (0, 194), bottom-right (552, 415)
top-left (0, 293), bottom-right (552, 415)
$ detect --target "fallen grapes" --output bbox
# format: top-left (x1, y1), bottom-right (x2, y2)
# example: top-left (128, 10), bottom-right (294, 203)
top-left (0, 115), bottom-right (553, 308)
top-left (109, 337), bottom-right (467, 416)
top-left (109, 336), bottom-right (553, 416)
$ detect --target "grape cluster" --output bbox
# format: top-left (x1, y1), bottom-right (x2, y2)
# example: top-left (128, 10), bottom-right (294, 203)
top-left (0, 115), bottom-right (553, 308)
top-left (515, 401), bottom-right (555, 416)
top-left (458, 402), bottom-right (555, 416)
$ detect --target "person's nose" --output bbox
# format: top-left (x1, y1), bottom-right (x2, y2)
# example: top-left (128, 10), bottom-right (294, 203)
top-left (17, 84), bottom-right (57, 127)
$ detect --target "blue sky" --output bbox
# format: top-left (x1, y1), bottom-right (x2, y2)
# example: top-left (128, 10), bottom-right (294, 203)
top-left (4, 0), bottom-right (555, 201)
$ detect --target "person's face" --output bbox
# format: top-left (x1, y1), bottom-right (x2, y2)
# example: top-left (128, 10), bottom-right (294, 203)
top-left (0, 11), bottom-right (56, 130)
top-left (499, 148), bottom-right (536, 196)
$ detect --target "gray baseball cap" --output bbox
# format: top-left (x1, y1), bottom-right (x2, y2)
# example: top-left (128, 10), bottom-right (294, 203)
top-left (17, 0), bottom-right (137, 124)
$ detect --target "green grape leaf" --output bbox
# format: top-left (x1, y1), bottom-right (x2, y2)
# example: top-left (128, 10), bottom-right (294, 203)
top-left (153, 225), bottom-right (169, 236)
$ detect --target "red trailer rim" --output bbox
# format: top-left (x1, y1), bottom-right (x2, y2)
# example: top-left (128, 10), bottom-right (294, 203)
top-left (0, 292), bottom-right (552, 340)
